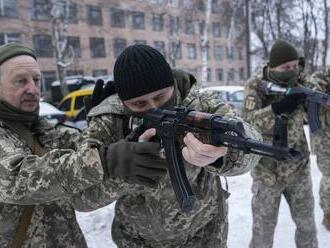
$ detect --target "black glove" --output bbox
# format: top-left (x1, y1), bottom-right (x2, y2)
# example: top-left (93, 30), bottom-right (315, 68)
top-left (271, 93), bottom-right (306, 115)
top-left (84, 79), bottom-right (116, 114)
top-left (98, 140), bottom-right (168, 187)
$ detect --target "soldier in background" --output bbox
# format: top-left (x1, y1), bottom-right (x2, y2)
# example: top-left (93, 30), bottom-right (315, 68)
top-left (85, 44), bottom-right (261, 248)
top-left (241, 40), bottom-right (318, 247)
top-left (308, 70), bottom-right (330, 230)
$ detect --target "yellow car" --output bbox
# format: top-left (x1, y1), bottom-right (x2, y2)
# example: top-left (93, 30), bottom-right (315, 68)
top-left (58, 89), bottom-right (93, 118)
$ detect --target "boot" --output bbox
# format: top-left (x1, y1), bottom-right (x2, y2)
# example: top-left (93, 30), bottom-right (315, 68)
top-left (322, 213), bottom-right (330, 231)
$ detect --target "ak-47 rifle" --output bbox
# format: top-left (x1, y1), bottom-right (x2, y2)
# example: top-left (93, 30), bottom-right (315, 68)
top-left (142, 107), bottom-right (303, 213)
top-left (260, 80), bottom-right (330, 133)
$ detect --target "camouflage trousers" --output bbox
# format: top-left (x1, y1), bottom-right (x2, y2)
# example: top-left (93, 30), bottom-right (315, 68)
top-left (249, 168), bottom-right (318, 248)
top-left (316, 152), bottom-right (330, 214)
top-left (112, 213), bottom-right (228, 248)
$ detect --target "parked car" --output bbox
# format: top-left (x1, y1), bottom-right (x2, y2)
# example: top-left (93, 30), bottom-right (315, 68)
top-left (200, 86), bottom-right (245, 113)
top-left (51, 75), bottom-right (96, 103)
top-left (39, 101), bottom-right (66, 125)
top-left (58, 89), bottom-right (93, 118)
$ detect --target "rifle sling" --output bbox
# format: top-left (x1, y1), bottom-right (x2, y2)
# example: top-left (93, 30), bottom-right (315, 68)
top-left (6, 122), bottom-right (46, 248)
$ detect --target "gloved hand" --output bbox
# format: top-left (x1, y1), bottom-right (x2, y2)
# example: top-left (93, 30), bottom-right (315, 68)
top-left (98, 140), bottom-right (168, 187)
top-left (271, 93), bottom-right (306, 115)
top-left (84, 79), bottom-right (116, 114)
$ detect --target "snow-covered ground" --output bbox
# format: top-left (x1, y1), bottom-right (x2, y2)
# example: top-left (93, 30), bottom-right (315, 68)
top-left (76, 127), bottom-right (328, 247)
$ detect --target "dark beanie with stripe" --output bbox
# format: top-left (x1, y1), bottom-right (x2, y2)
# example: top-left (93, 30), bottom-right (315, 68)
top-left (269, 40), bottom-right (298, 68)
top-left (113, 44), bottom-right (174, 100)
top-left (0, 43), bottom-right (37, 65)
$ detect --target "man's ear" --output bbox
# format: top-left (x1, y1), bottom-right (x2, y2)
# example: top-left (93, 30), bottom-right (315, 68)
top-left (298, 57), bottom-right (305, 71)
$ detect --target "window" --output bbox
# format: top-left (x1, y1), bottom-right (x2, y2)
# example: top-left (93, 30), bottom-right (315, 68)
top-left (199, 21), bottom-right (206, 35)
top-left (134, 40), bottom-right (147, 45)
top-left (211, 0), bottom-right (220, 14)
top-left (228, 68), bottom-right (235, 81)
top-left (150, 0), bottom-right (162, 4)
top-left (183, 0), bottom-right (193, 9)
top-left (230, 90), bottom-right (244, 102)
top-left (89, 37), bottom-right (106, 58)
top-left (152, 14), bottom-right (164, 32)
top-left (113, 38), bottom-right (127, 58)
top-left (74, 95), bottom-right (85, 109)
top-left (238, 47), bottom-right (244, 60)
top-left (154, 41), bottom-right (165, 55)
top-left (168, 0), bottom-right (179, 7)
top-left (67, 36), bottom-right (81, 58)
top-left (200, 44), bottom-right (210, 59)
top-left (207, 68), bottom-right (211, 82)
top-left (132, 11), bottom-right (145, 30)
top-left (226, 46), bottom-right (234, 60)
top-left (0, 0), bottom-right (18, 18)
top-left (224, 25), bottom-right (230, 38)
top-left (33, 34), bottom-right (53, 57)
top-left (31, 0), bottom-right (51, 21)
top-left (111, 8), bottom-right (125, 28)
top-left (187, 43), bottom-right (196, 59)
top-left (169, 16), bottom-right (180, 35)
top-left (59, 98), bottom-right (71, 112)
top-left (67, 70), bottom-right (83, 76)
top-left (239, 67), bottom-right (245, 80)
top-left (170, 41), bottom-right (181, 59)
top-left (185, 19), bottom-right (194, 35)
top-left (197, 0), bottom-right (205, 11)
top-left (87, 5), bottom-right (102, 26)
top-left (216, 68), bottom-right (223, 81)
top-left (57, 1), bottom-right (78, 24)
top-left (41, 70), bottom-right (56, 91)
top-left (212, 22), bottom-right (221, 37)
top-left (92, 69), bottom-right (108, 77)
top-left (0, 33), bottom-right (20, 45)
top-left (214, 45), bottom-right (222, 61)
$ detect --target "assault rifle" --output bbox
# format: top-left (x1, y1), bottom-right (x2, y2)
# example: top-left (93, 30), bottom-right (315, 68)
top-left (142, 107), bottom-right (303, 213)
top-left (260, 80), bottom-right (330, 133)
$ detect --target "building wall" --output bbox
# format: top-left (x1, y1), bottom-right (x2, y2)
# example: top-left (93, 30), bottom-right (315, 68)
top-left (0, 0), bottom-right (247, 93)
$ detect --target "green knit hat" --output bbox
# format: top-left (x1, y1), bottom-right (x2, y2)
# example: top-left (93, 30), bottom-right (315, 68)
top-left (269, 40), bottom-right (298, 68)
top-left (0, 43), bottom-right (37, 65)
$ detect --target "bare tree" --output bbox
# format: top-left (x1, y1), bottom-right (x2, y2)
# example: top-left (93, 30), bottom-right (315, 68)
top-left (50, 0), bottom-right (75, 97)
top-left (322, 0), bottom-right (329, 69)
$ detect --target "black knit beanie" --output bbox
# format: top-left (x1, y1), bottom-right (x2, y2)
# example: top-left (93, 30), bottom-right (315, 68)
top-left (113, 44), bottom-right (174, 100)
top-left (269, 40), bottom-right (298, 68)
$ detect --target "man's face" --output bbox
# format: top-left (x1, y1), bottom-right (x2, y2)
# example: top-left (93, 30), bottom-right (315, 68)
top-left (0, 55), bottom-right (41, 112)
top-left (271, 59), bottom-right (299, 72)
top-left (123, 86), bottom-right (174, 113)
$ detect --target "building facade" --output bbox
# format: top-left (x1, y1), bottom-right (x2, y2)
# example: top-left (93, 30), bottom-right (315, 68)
top-left (0, 0), bottom-right (247, 94)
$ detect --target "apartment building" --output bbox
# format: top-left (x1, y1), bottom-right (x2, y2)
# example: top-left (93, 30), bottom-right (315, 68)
top-left (0, 0), bottom-right (247, 92)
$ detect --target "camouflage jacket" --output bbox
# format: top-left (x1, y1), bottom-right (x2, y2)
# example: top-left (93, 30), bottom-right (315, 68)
top-left (241, 67), bottom-right (310, 183)
top-left (307, 70), bottom-right (330, 155)
top-left (86, 69), bottom-right (261, 246)
top-left (0, 118), bottom-right (123, 247)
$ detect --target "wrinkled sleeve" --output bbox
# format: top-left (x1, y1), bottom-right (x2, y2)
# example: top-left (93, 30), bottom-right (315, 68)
top-left (182, 85), bottom-right (261, 177)
top-left (70, 113), bottom-right (141, 211)
top-left (0, 127), bottom-right (104, 205)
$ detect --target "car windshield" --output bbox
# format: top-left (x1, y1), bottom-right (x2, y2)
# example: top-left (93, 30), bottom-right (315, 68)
top-left (229, 90), bottom-right (244, 102)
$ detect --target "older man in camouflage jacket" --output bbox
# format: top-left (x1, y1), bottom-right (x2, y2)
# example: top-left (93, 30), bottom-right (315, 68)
top-left (0, 43), bottom-right (169, 247)
top-left (85, 44), bottom-right (261, 248)
top-left (241, 40), bottom-right (318, 247)
top-left (308, 70), bottom-right (330, 230)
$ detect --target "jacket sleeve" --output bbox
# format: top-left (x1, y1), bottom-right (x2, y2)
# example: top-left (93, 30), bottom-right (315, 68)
top-left (0, 126), bottom-right (104, 205)
top-left (181, 85), bottom-right (262, 177)
top-left (241, 77), bottom-right (276, 136)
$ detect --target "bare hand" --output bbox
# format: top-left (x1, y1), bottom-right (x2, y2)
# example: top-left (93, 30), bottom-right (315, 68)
top-left (138, 128), bottom-right (156, 142)
top-left (182, 132), bottom-right (227, 167)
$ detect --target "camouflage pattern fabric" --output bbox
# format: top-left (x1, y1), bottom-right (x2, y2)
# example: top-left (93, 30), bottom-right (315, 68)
top-left (87, 69), bottom-right (261, 248)
top-left (308, 70), bottom-right (330, 215)
top-left (241, 68), bottom-right (318, 248)
top-left (0, 118), bottom-right (114, 247)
